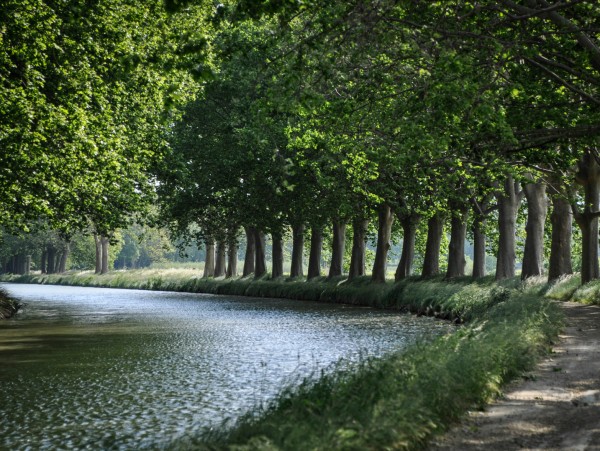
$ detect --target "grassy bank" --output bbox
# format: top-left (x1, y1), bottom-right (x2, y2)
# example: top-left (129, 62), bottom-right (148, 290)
top-left (1, 270), bottom-right (517, 323)
top-left (1, 270), bottom-right (567, 449)
top-left (0, 287), bottom-right (21, 319)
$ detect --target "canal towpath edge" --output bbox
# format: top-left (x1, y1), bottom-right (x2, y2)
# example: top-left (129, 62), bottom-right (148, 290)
top-left (429, 301), bottom-right (600, 450)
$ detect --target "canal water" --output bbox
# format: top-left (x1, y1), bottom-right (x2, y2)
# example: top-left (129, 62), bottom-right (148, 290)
top-left (0, 283), bottom-right (450, 449)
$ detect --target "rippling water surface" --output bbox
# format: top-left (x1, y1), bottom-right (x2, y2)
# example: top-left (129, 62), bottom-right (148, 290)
top-left (0, 283), bottom-right (449, 449)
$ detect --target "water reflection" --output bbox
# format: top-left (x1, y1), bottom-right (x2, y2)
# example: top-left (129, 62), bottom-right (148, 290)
top-left (0, 283), bottom-right (450, 449)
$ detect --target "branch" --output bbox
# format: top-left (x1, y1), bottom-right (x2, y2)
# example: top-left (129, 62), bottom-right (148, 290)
top-left (523, 56), bottom-right (600, 106)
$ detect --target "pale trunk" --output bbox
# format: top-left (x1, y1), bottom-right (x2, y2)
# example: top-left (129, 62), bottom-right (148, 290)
top-left (226, 240), bottom-right (238, 278)
top-left (307, 227), bottom-right (323, 280)
top-left (421, 214), bottom-right (444, 277)
top-left (242, 227), bottom-right (256, 276)
top-left (395, 214), bottom-right (419, 281)
top-left (371, 204), bottom-right (394, 283)
top-left (495, 175), bottom-right (522, 280)
top-left (290, 224), bottom-right (305, 277)
top-left (472, 219), bottom-right (487, 279)
top-left (348, 218), bottom-right (368, 281)
top-left (271, 233), bottom-right (284, 278)
top-left (94, 234), bottom-right (102, 274)
top-left (214, 241), bottom-right (226, 277)
top-left (203, 241), bottom-right (215, 278)
top-left (328, 220), bottom-right (347, 278)
top-left (575, 151), bottom-right (600, 283)
top-left (521, 181), bottom-right (548, 279)
top-left (100, 236), bottom-right (109, 274)
top-left (548, 194), bottom-right (573, 281)
top-left (446, 207), bottom-right (468, 279)
top-left (254, 230), bottom-right (267, 277)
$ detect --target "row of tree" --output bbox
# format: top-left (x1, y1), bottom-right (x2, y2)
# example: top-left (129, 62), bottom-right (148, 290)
top-left (0, 223), bottom-right (182, 275)
top-left (2, 1), bottom-right (599, 285)
top-left (158, 0), bottom-right (600, 283)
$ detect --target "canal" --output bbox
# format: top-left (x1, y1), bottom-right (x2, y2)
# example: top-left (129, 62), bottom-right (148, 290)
top-left (0, 283), bottom-right (450, 449)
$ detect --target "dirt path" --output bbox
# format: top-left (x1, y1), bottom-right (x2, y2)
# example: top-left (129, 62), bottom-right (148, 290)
top-left (429, 302), bottom-right (600, 451)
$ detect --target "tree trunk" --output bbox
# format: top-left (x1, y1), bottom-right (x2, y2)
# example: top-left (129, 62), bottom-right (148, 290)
top-left (242, 226), bottom-right (255, 276)
top-left (290, 224), bottom-right (305, 278)
top-left (47, 245), bottom-right (57, 274)
top-left (472, 218), bottom-right (487, 279)
top-left (421, 214), bottom-right (444, 277)
top-left (226, 239), bottom-right (238, 278)
top-left (214, 241), bottom-right (226, 277)
top-left (58, 243), bottom-right (69, 273)
top-left (521, 180), bottom-right (548, 279)
top-left (100, 236), bottom-right (109, 274)
top-left (41, 250), bottom-right (47, 274)
top-left (348, 218), bottom-right (368, 281)
top-left (25, 255), bottom-right (31, 275)
top-left (307, 227), bottom-right (323, 280)
top-left (271, 233), bottom-right (284, 278)
top-left (548, 192), bottom-right (573, 281)
top-left (203, 240), bottom-right (215, 278)
top-left (574, 150), bottom-right (600, 283)
top-left (446, 206), bottom-right (469, 279)
top-left (495, 175), bottom-right (523, 280)
top-left (328, 220), bottom-right (347, 278)
top-left (371, 204), bottom-right (394, 283)
top-left (94, 233), bottom-right (102, 274)
top-left (254, 229), bottom-right (267, 277)
top-left (395, 214), bottom-right (419, 281)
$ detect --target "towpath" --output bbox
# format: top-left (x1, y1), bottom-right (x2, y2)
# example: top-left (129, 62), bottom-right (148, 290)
top-left (430, 302), bottom-right (600, 451)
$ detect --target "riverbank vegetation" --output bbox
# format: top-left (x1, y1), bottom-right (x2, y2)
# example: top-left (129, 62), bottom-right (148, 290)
top-left (0, 287), bottom-right (20, 319)
top-left (2, 270), bottom-right (564, 449)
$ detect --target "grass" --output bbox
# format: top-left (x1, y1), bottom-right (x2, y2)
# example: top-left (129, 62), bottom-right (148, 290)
top-left (0, 286), bottom-right (21, 319)
top-left (1, 269), bottom-right (570, 449)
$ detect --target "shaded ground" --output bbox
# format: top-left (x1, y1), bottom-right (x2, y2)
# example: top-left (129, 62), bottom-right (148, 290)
top-left (430, 302), bottom-right (600, 450)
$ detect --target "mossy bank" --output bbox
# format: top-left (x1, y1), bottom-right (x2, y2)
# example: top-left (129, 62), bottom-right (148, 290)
top-left (1, 270), bottom-right (571, 450)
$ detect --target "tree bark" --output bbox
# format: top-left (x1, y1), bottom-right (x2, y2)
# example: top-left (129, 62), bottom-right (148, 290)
top-left (290, 224), bottom-right (305, 277)
top-left (226, 239), bottom-right (238, 278)
top-left (214, 241), bottom-right (226, 277)
top-left (446, 206), bottom-right (469, 279)
top-left (242, 226), bottom-right (255, 276)
top-left (395, 214), bottom-right (419, 281)
top-left (472, 218), bottom-right (487, 279)
top-left (94, 233), bottom-right (102, 274)
top-left (307, 227), bottom-right (323, 280)
top-left (58, 243), bottom-right (69, 273)
top-left (421, 214), bottom-right (444, 277)
top-left (271, 233), bottom-right (284, 278)
top-left (203, 240), bottom-right (215, 278)
top-left (574, 150), bottom-right (600, 283)
top-left (328, 220), bottom-right (347, 278)
top-left (254, 229), bottom-right (267, 277)
top-left (47, 245), bottom-right (57, 274)
top-left (495, 175), bottom-right (523, 280)
top-left (100, 236), bottom-right (109, 274)
top-left (348, 218), bottom-right (368, 281)
top-left (41, 249), bottom-right (47, 274)
top-left (548, 192), bottom-right (573, 281)
top-left (521, 180), bottom-right (548, 279)
top-left (25, 255), bottom-right (31, 275)
top-left (371, 204), bottom-right (394, 283)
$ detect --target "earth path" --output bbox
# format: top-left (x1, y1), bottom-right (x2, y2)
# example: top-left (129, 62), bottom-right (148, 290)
top-left (429, 302), bottom-right (600, 451)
